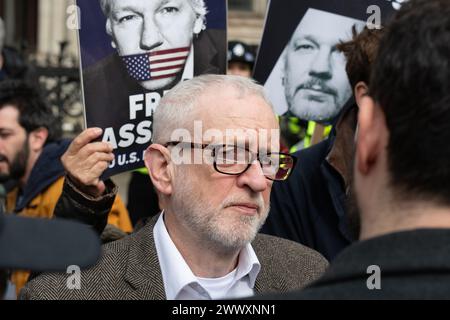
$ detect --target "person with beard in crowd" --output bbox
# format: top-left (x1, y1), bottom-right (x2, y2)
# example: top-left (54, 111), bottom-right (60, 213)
top-left (0, 80), bottom-right (132, 295)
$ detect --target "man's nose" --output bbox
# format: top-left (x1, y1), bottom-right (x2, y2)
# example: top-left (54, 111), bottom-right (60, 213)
top-left (237, 161), bottom-right (268, 193)
top-left (140, 18), bottom-right (163, 51)
top-left (309, 46), bottom-right (333, 80)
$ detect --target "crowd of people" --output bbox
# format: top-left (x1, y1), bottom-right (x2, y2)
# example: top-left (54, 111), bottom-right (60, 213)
top-left (0, 0), bottom-right (449, 300)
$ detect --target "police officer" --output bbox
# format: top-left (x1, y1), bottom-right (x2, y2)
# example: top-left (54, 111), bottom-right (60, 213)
top-left (227, 40), bottom-right (256, 78)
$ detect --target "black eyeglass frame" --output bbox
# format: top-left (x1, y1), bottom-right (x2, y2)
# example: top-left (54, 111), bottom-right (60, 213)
top-left (163, 141), bottom-right (297, 181)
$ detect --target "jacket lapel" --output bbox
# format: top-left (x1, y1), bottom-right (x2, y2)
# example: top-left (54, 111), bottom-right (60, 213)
top-left (252, 235), bottom-right (291, 295)
top-left (124, 215), bottom-right (167, 300)
top-left (121, 219), bottom-right (294, 298)
top-left (254, 267), bottom-right (288, 295)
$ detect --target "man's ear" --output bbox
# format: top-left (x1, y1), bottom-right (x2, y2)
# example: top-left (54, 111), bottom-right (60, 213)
top-left (193, 17), bottom-right (204, 35)
top-left (144, 144), bottom-right (173, 196)
top-left (355, 95), bottom-right (388, 176)
top-left (29, 127), bottom-right (48, 152)
top-left (354, 81), bottom-right (369, 110)
top-left (106, 19), bottom-right (113, 36)
top-left (105, 19), bottom-right (117, 49)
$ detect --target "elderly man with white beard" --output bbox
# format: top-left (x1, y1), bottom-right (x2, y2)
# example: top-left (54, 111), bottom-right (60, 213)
top-left (20, 75), bottom-right (327, 300)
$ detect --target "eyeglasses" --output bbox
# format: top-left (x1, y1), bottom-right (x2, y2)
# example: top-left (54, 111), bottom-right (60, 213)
top-left (164, 141), bottom-right (297, 181)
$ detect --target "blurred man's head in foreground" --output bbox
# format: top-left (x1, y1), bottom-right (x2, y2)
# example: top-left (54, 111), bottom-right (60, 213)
top-left (353, 0), bottom-right (450, 240)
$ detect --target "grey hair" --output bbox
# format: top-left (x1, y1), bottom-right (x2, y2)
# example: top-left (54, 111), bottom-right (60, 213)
top-left (152, 75), bottom-right (274, 144)
top-left (99, 0), bottom-right (207, 27)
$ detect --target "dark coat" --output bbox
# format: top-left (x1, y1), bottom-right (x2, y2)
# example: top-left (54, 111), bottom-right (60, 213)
top-left (19, 215), bottom-right (328, 300)
top-left (262, 106), bottom-right (358, 260)
top-left (263, 229), bottom-right (450, 300)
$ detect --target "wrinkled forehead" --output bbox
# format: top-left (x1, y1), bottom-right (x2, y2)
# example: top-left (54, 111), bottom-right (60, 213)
top-left (221, 129), bottom-right (280, 152)
top-left (105, 0), bottom-right (194, 15)
top-left (173, 125), bottom-right (281, 152)
top-left (291, 8), bottom-right (364, 44)
top-left (189, 89), bottom-right (280, 150)
top-left (0, 105), bottom-right (21, 129)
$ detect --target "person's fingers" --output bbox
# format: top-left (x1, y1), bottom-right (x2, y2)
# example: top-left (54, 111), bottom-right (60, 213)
top-left (70, 153), bottom-right (113, 182)
top-left (95, 181), bottom-right (106, 196)
top-left (68, 160), bottom-right (109, 187)
top-left (79, 142), bottom-right (114, 158)
top-left (61, 128), bottom-right (116, 197)
top-left (62, 142), bottom-right (113, 172)
top-left (90, 161), bottom-right (110, 181)
top-left (85, 152), bottom-right (115, 167)
top-left (67, 128), bottom-right (103, 154)
top-left (63, 147), bottom-right (112, 177)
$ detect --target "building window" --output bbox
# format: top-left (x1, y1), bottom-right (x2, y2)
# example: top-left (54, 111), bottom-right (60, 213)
top-left (0, 0), bottom-right (38, 52)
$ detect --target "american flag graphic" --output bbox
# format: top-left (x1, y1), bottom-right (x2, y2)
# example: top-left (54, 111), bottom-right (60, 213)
top-left (122, 47), bottom-right (190, 82)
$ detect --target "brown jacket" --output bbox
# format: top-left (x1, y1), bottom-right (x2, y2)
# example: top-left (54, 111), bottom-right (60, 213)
top-left (19, 216), bottom-right (328, 300)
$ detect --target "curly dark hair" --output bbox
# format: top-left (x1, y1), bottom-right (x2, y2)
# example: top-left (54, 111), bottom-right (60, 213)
top-left (0, 80), bottom-right (61, 144)
top-left (370, 0), bottom-right (450, 205)
top-left (337, 25), bottom-right (386, 89)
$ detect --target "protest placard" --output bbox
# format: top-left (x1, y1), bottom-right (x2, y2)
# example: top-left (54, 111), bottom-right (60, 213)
top-left (254, 0), bottom-right (396, 149)
top-left (76, 0), bottom-right (227, 178)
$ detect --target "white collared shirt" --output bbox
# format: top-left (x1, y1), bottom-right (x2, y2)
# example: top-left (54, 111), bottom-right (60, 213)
top-left (153, 213), bottom-right (261, 300)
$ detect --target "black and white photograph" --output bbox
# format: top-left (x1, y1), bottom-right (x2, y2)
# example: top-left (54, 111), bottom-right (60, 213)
top-left (266, 9), bottom-right (364, 122)
top-left (77, 0), bottom-right (227, 177)
top-left (254, 0), bottom-right (395, 123)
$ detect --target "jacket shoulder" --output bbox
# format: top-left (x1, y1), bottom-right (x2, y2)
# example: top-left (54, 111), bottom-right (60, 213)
top-left (253, 234), bottom-right (328, 288)
top-left (20, 233), bottom-right (134, 300)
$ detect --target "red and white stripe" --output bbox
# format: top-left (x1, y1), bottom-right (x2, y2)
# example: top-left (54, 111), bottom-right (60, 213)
top-left (149, 47), bottom-right (190, 80)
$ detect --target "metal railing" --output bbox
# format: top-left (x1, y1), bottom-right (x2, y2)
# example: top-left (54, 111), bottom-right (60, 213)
top-left (32, 41), bottom-right (84, 137)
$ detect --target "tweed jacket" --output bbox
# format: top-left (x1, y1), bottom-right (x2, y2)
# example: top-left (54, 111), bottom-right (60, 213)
top-left (20, 216), bottom-right (328, 300)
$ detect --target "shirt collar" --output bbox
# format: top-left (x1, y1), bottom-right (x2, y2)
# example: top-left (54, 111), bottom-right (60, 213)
top-left (153, 212), bottom-right (261, 299)
top-left (235, 242), bottom-right (261, 289)
top-left (153, 212), bottom-right (199, 300)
